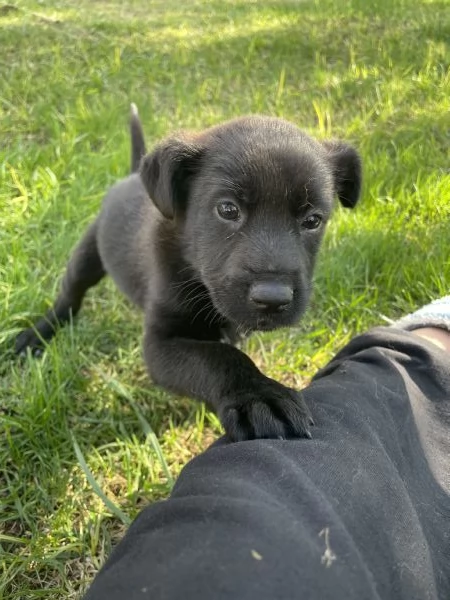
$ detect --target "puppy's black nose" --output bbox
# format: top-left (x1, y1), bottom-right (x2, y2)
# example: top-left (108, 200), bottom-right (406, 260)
top-left (249, 282), bottom-right (293, 311)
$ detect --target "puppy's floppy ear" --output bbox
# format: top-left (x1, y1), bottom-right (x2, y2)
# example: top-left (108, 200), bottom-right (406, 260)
top-left (323, 141), bottom-right (362, 208)
top-left (140, 136), bottom-right (204, 219)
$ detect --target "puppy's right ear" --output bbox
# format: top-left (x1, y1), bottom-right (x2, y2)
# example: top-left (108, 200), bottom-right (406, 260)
top-left (322, 141), bottom-right (362, 209)
top-left (140, 136), bottom-right (204, 220)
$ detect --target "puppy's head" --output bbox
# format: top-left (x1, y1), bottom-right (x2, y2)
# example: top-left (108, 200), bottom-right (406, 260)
top-left (141, 116), bottom-right (362, 331)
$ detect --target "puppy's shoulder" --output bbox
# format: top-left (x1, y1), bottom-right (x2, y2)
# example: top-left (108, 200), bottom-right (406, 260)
top-left (101, 173), bottom-right (147, 208)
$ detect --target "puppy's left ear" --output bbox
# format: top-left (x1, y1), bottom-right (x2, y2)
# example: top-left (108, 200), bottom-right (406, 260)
top-left (323, 141), bottom-right (362, 208)
top-left (140, 135), bottom-right (204, 220)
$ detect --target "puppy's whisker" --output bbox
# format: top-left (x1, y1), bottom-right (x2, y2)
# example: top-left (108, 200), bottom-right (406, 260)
top-left (178, 288), bottom-right (212, 311)
top-left (203, 307), bottom-right (220, 328)
top-left (191, 302), bottom-right (219, 325)
top-left (179, 291), bottom-right (211, 313)
top-left (171, 281), bottom-right (207, 302)
top-left (173, 284), bottom-right (202, 299)
top-left (175, 265), bottom-right (196, 278)
top-left (236, 322), bottom-right (250, 338)
top-left (170, 276), bottom-right (200, 291)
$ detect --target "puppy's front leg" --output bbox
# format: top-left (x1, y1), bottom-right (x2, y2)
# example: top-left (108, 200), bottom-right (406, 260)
top-left (144, 327), bottom-right (312, 442)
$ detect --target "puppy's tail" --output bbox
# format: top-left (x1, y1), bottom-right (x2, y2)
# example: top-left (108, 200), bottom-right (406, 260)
top-left (130, 103), bottom-right (146, 173)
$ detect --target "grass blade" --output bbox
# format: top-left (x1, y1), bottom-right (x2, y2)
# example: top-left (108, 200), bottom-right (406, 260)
top-left (104, 376), bottom-right (175, 488)
top-left (72, 435), bottom-right (131, 526)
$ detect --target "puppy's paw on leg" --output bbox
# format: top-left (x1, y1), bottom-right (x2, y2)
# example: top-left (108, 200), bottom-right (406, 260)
top-left (220, 378), bottom-right (313, 442)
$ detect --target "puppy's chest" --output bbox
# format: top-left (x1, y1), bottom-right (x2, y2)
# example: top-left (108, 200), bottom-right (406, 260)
top-left (219, 322), bottom-right (243, 346)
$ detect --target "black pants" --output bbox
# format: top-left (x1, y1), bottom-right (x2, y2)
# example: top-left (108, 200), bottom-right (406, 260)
top-left (84, 328), bottom-right (450, 600)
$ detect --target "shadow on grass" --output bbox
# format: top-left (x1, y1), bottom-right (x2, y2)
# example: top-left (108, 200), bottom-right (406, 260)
top-left (314, 218), bottom-right (450, 318)
top-left (2, 0), bottom-right (448, 132)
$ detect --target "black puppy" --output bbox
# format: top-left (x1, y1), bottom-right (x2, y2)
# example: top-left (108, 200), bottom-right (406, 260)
top-left (16, 105), bottom-right (362, 441)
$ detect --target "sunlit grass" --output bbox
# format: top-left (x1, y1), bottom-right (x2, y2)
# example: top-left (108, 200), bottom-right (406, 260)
top-left (1, 0), bottom-right (449, 597)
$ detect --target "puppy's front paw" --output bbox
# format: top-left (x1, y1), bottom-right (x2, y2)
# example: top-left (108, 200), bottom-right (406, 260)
top-left (220, 378), bottom-right (313, 442)
top-left (15, 328), bottom-right (44, 357)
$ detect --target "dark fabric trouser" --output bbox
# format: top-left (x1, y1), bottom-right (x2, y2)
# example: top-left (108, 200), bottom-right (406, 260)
top-left (84, 327), bottom-right (450, 600)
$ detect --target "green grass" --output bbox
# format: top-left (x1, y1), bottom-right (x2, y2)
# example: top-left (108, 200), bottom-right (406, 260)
top-left (1, 0), bottom-right (449, 596)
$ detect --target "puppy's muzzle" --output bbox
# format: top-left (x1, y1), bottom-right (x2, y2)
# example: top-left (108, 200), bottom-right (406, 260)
top-left (248, 281), bottom-right (294, 312)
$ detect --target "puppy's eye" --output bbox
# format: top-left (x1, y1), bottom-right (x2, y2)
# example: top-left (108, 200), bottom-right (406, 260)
top-left (216, 201), bottom-right (241, 222)
top-left (301, 214), bottom-right (323, 230)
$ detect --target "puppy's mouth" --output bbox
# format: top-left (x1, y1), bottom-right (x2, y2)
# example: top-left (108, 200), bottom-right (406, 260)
top-left (205, 278), bottom-right (308, 333)
top-left (233, 306), bottom-right (303, 333)
top-left (244, 305), bottom-right (303, 332)
top-left (254, 313), bottom-right (289, 331)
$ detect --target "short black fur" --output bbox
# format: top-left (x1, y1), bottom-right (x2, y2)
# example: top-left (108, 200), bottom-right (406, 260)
top-left (16, 107), bottom-right (362, 441)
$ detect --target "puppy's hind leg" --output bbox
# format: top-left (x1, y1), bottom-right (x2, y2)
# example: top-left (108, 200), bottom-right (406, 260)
top-left (15, 220), bottom-right (106, 355)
